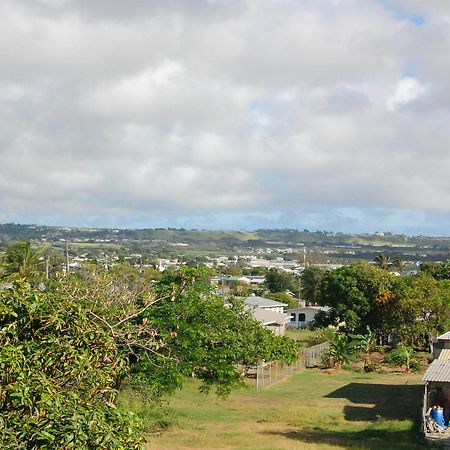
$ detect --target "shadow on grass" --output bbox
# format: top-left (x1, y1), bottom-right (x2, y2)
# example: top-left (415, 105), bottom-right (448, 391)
top-left (261, 382), bottom-right (429, 449)
top-left (264, 428), bottom-right (429, 450)
top-left (325, 383), bottom-right (423, 421)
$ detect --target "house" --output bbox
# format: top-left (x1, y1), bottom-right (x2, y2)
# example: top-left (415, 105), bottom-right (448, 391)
top-left (238, 295), bottom-right (290, 336)
top-left (287, 306), bottom-right (330, 329)
top-left (250, 307), bottom-right (291, 336)
top-left (422, 332), bottom-right (450, 443)
top-left (243, 295), bottom-right (287, 314)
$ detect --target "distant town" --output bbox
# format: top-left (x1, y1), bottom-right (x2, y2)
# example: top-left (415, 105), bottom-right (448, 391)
top-left (1, 223), bottom-right (450, 275)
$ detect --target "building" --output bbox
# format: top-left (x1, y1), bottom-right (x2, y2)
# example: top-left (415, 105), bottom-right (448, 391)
top-left (422, 331), bottom-right (450, 443)
top-left (227, 295), bottom-right (290, 336)
top-left (287, 306), bottom-right (330, 329)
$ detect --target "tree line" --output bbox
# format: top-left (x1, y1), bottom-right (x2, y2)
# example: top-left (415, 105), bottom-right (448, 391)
top-left (301, 261), bottom-right (450, 346)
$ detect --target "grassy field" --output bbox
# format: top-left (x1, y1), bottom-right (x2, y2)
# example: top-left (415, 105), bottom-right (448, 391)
top-left (123, 369), bottom-right (431, 450)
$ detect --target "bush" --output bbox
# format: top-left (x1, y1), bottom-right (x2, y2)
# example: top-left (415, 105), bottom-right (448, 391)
top-left (0, 280), bottom-right (144, 449)
top-left (385, 346), bottom-right (418, 372)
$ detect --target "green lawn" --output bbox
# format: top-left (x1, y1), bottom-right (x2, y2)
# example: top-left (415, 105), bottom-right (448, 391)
top-left (124, 369), bottom-right (431, 450)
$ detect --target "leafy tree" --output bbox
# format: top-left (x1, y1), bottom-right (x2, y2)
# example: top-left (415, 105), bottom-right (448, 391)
top-left (301, 266), bottom-right (325, 303)
top-left (0, 279), bottom-right (143, 449)
top-left (391, 273), bottom-right (450, 346)
top-left (392, 256), bottom-right (405, 273)
top-left (420, 261), bottom-right (450, 280)
top-left (265, 268), bottom-right (297, 294)
top-left (138, 266), bottom-right (298, 397)
top-left (0, 264), bottom-right (300, 448)
top-left (265, 291), bottom-right (299, 309)
top-left (318, 262), bottom-right (396, 339)
top-left (385, 346), bottom-right (418, 372)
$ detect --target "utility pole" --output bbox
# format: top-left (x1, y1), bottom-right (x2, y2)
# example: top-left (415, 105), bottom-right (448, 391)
top-left (45, 255), bottom-right (49, 280)
top-left (65, 241), bottom-right (70, 276)
top-left (298, 275), bottom-right (302, 308)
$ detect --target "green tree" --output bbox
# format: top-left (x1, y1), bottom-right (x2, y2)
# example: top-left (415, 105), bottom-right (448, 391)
top-left (391, 273), bottom-right (450, 346)
top-left (420, 261), bottom-right (450, 280)
top-left (139, 266), bottom-right (298, 397)
top-left (265, 268), bottom-right (296, 294)
top-left (318, 262), bottom-right (396, 338)
top-left (392, 256), bottom-right (405, 273)
top-left (1, 240), bottom-right (44, 281)
top-left (301, 266), bottom-right (325, 303)
top-left (374, 253), bottom-right (390, 270)
top-left (0, 279), bottom-right (143, 449)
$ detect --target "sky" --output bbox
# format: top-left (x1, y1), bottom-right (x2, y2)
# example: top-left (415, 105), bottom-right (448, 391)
top-left (1, 0), bottom-right (450, 235)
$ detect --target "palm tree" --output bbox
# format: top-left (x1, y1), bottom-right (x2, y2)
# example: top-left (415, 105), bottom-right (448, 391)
top-left (392, 256), bottom-right (405, 273)
top-left (2, 240), bottom-right (44, 280)
top-left (374, 253), bottom-right (390, 270)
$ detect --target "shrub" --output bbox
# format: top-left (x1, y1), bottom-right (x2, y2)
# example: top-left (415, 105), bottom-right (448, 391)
top-left (0, 280), bottom-right (143, 449)
top-left (385, 346), bottom-right (418, 372)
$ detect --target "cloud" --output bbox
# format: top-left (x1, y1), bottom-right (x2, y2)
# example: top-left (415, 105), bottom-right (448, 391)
top-left (387, 77), bottom-right (427, 110)
top-left (0, 0), bottom-right (449, 233)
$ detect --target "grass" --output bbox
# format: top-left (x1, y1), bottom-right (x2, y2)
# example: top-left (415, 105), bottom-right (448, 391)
top-left (285, 328), bottom-right (318, 347)
top-left (123, 369), bottom-right (431, 450)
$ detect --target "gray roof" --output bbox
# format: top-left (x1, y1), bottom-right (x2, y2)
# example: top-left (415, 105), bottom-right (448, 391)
top-left (250, 307), bottom-right (291, 326)
top-left (287, 306), bottom-right (331, 313)
top-left (437, 331), bottom-right (450, 341)
top-left (243, 296), bottom-right (288, 308)
top-left (423, 359), bottom-right (450, 382)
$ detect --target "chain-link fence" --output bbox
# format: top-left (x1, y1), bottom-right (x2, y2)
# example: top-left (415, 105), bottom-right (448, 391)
top-left (250, 341), bottom-right (329, 390)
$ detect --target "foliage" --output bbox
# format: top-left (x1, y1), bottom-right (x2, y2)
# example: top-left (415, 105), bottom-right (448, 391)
top-left (301, 266), bottom-right (326, 303)
top-left (351, 326), bottom-right (377, 372)
top-left (326, 334), bottom-right (359, 369)
top-left (373, 253), bottom-right (390, 270)
top-left (136, 266), bottom-right (298, 398)
top-left (420, 261), bottom-right (450, 280)
top-left (0, 280), bottom-right (143, 449)
top-left (265, 268), bottom-right (297, 294)
top-left (318, 262), bottom-right (396, 338)
top-left (384, 346), bottom-right (419, 372)
top-left (389, 274), bottom-right (450, 347)
top-left (265, 291), bottom-right (299, 309)
top-left (0, 240), bottom-right (44, 281)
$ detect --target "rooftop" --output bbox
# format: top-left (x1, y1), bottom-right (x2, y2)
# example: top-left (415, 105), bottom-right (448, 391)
top-left (437, 331), bottom-right (450, 341)
top-left (423, 359), bottom-right (450, 383)
top-left (243, 296), bottom-right (288, 308)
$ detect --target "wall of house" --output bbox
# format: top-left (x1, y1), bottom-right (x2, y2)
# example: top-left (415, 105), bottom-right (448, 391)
top-left (287, 308), bottom-right (321, 329)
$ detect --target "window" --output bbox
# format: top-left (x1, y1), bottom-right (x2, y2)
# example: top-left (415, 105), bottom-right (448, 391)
top-left (298, 313), bottom-right (306, 322)
top-left (290, 313), bottom-right (296, 322)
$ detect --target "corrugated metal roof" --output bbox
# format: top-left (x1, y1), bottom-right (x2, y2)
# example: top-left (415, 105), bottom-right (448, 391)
top-left (250, 307), bottom-right (290, 325)
top-left (437, 331), bottom-right (450, 341)
top-left (438, 349), bottom-right (450, 360)
top-left (423, 360), bottom-right (450, 382)
top-left (243, 296), bottom-right (288, 308)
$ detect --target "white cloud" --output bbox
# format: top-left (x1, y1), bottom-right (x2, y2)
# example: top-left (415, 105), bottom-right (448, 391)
top-left (387, 77), bottom-right (427, 111)
top-left (0, 0), bottom-right (450, 233)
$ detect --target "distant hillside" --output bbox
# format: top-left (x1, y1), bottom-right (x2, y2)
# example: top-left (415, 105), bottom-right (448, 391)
top-left (0, 223), bottom-right (449, 263)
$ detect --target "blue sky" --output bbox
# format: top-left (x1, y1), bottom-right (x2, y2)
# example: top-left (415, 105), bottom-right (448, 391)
top-left (1, 0), bottom-right (450, 235)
